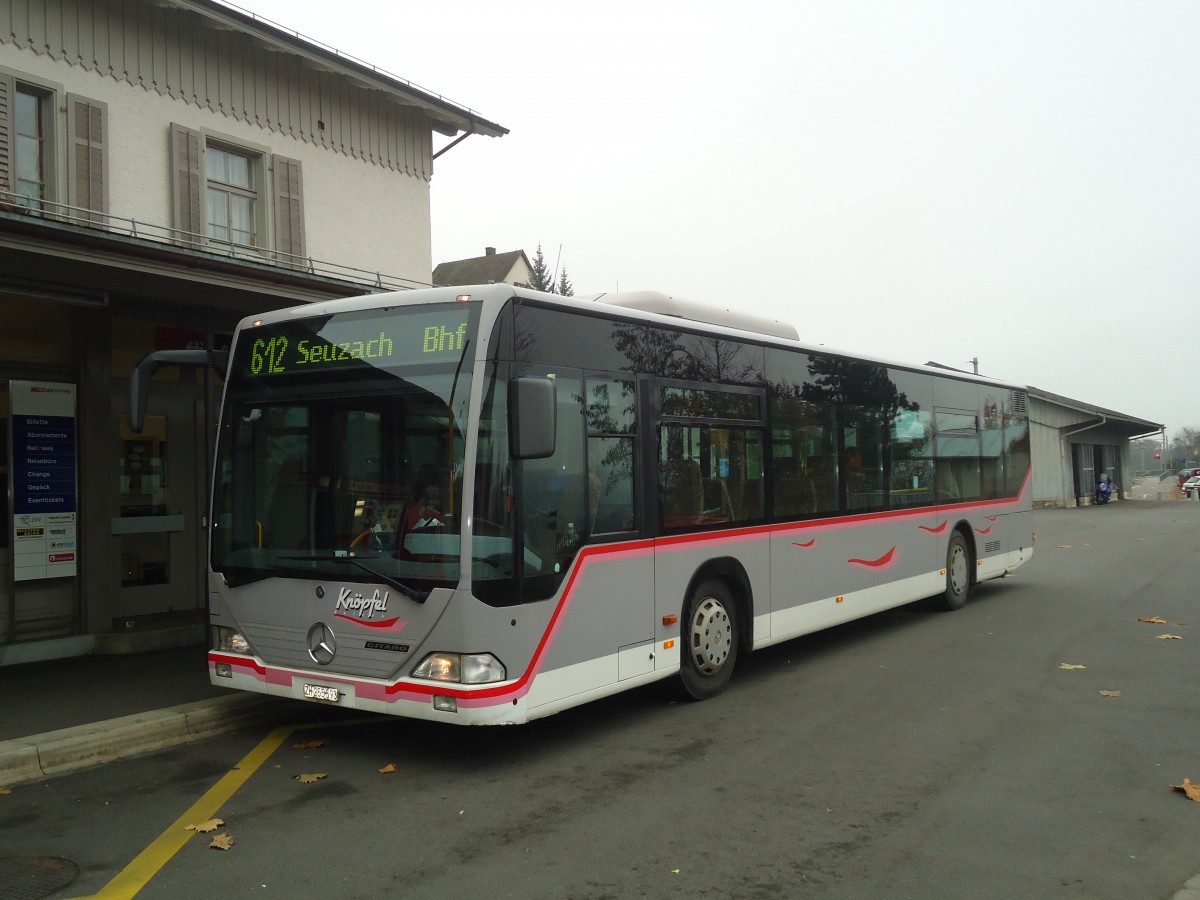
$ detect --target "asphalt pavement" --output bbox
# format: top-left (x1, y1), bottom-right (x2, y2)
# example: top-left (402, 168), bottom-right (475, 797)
top-left (2, 475), bottom-right (1199, 897)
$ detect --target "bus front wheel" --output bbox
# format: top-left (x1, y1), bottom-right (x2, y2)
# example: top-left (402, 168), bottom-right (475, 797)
top-left (679, 579), bottom-right (739, 700)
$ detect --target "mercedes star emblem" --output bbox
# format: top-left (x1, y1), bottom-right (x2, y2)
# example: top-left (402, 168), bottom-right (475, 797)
top-left (307, 621), bottom-right (337, 665)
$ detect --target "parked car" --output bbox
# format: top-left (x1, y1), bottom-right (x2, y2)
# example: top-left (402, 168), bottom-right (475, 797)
top-left (1178, 467), bottom-right (1200, 486)
top-left (1181, 475), bottom-right (1200, 497)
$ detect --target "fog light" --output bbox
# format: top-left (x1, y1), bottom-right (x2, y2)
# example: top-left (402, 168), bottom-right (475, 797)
top-left (433, 695), bottom-right (458, 713)
top-left (215, 663), bottom-right (232, 678)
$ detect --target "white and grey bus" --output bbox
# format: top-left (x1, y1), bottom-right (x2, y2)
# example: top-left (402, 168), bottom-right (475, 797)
top-left (134, 283), bottom-right (1033, 724)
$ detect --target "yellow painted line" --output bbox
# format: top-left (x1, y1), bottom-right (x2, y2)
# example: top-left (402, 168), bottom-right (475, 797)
top-left (66, 713), bottom-right (382, 899)
top-left (82, 724), bottom-right (296, 899)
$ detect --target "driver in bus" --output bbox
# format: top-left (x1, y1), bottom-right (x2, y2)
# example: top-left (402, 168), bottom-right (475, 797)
top-left (404, 483), bottom-right (442, 531)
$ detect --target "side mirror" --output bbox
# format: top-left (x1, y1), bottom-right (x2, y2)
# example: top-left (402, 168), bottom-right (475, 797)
top-left (510, 376), bottom-right (556, 459)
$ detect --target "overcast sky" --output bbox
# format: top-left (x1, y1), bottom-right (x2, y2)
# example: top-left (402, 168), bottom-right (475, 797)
top-left (234, 0), bottom-right (1196, 439)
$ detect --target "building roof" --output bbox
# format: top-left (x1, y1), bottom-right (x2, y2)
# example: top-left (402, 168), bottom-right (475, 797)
top-left (433, 249), bottom-right (532, 287)
top-left (1027, 385), bottom-right (1163, 437)
top-left (185, 0), bottom-right (507, 139)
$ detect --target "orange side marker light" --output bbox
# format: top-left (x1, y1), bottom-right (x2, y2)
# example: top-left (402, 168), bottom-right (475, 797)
top-left (662, 614), bottom-right (678, 626)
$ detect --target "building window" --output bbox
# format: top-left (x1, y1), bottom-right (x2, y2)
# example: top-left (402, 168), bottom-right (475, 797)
top-left (13, 86), bottom-right (48, 211)
top-left (170, 123), bottom-right (304, 262)
top-left (205, 144), bottom-right (257, 246)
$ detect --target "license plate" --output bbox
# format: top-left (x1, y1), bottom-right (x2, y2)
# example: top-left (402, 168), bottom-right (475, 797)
top-left (303, 683), bottom-right (340, 703)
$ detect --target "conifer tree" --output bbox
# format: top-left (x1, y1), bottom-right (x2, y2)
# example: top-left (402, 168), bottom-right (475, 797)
top-left (529, 242), bottom-right (555, 293)
top-left (556, 268), bottom-right (574, 297)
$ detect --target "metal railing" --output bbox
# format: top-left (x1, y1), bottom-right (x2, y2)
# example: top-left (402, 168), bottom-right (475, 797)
top-left (0, 190), bottom-right (429, 292)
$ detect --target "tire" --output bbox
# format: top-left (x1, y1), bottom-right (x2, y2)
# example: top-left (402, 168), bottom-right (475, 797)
top-left (930, 530), bottom-right (971, 612)
top-left (679, 579), bottom-right (739, 701)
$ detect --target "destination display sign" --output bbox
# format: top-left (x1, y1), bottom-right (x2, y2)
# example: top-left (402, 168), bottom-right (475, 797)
top-left (238, 307), bottom-right (475, 379)
top-left (10, 380), bottom-right (78, 581)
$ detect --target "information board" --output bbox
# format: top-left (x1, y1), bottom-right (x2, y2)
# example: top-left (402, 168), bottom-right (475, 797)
top-left (10, 381), bottom-right (78, 581)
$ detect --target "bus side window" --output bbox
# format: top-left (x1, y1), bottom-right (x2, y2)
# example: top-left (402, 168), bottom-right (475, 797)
top-left (585, 376), bottom-right (637, 535)
top-left (518, 369), bottom-right (585, 595)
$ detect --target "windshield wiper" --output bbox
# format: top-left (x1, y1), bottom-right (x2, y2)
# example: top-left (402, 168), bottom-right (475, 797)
top-left (279, 554), bottom-right (429, 603)
top-left (336, 556), bottom-right (430, 603)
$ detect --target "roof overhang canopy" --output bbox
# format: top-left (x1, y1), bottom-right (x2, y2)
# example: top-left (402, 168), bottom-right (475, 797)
top-left (1028, 386), bottom-right (1164, 440)
top-left (177, 0), bottom-right (508, 139)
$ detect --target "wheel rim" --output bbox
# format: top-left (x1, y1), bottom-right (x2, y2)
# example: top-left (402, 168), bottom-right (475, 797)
top-left (689, 596), bottom-right (732, 675)
top-left (948, 543), bottom-right (968, 595)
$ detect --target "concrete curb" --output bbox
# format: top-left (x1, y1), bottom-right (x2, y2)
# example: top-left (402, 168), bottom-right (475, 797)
top-left (0, 694), bottom-right (286, 787)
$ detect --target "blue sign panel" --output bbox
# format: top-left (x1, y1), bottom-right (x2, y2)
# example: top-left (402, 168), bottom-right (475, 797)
top-left (13, 414), bottom-right (77, 514)
top-left (10, 381), bottom-right (78, 581)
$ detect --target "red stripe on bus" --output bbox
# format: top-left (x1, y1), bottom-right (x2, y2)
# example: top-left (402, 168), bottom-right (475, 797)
top-left (847, 547), bottom-right (897, 569)
top-left (333, 614), bottom-right (406, 630)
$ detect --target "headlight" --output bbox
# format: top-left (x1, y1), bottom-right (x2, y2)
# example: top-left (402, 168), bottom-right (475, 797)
top-left (216, 626), bottom-right (251, 654)
top-left (412, 652), bottom-right (505, 684)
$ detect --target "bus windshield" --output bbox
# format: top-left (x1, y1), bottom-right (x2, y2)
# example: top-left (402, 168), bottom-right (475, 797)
top-left (211, 304), bottom-right (482, 594)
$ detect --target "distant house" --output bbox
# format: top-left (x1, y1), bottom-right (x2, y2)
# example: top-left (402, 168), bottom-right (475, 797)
top-left (434, 247), bottom-right (533, 288)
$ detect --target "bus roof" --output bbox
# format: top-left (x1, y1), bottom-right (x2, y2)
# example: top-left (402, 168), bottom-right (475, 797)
top-left (245, 284), bottom-right (1025, 392)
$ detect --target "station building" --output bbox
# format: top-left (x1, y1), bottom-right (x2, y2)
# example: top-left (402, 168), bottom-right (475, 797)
top-left (0, 0), bottom-right (504, 662)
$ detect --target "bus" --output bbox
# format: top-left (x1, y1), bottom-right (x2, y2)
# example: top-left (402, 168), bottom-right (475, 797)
top-left (133, 283), bottom-right (1033, 724)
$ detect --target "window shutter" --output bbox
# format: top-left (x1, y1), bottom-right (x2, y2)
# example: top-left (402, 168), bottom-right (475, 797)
top-left (273, 155), bottom-right (306, 267)
top-left (67, 94), bottom-right (108, 222)
top-left (0, 75), bottom-right (13, 202)
top-left (169, 122), bottom-right (203, 247)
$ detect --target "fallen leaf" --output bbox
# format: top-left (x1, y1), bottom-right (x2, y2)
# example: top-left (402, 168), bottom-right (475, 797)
top-left (378, 763), bottom-right (398, 774)
top-left (210, 833), bottom-right (235, 851)
top-left (1059, 663), bottom-right (1086, 670)
top-left (1172, 780), bottom-right (1200, 803)
top-left (0, 787), bottom-right (11, 796)
top-left (1098, 690), bottom-right (1121, 698)
top-left (1157, 634), bottom-right (1183, 641)
top-left (1139, 617), bottom-right (1170, 624)
top-left (294, 773), bottom-right (328, 784)
top-left (293, 739), bottom-right (330, 750)
top-left (186, 818), bottom-right (225, 833)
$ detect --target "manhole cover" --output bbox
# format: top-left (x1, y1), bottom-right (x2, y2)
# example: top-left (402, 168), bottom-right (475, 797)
top-left (0, 856), bottom-right (79, 900)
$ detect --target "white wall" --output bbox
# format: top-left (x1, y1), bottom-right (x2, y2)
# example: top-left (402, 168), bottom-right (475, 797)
top-left (2, 48), bottom-right (432, 284)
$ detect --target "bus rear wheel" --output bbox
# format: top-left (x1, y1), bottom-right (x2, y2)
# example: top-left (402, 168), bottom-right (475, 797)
top-left (931, 530), bottom-right (972, 611)
top-left (679, 579), bottom-right (739, 700)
